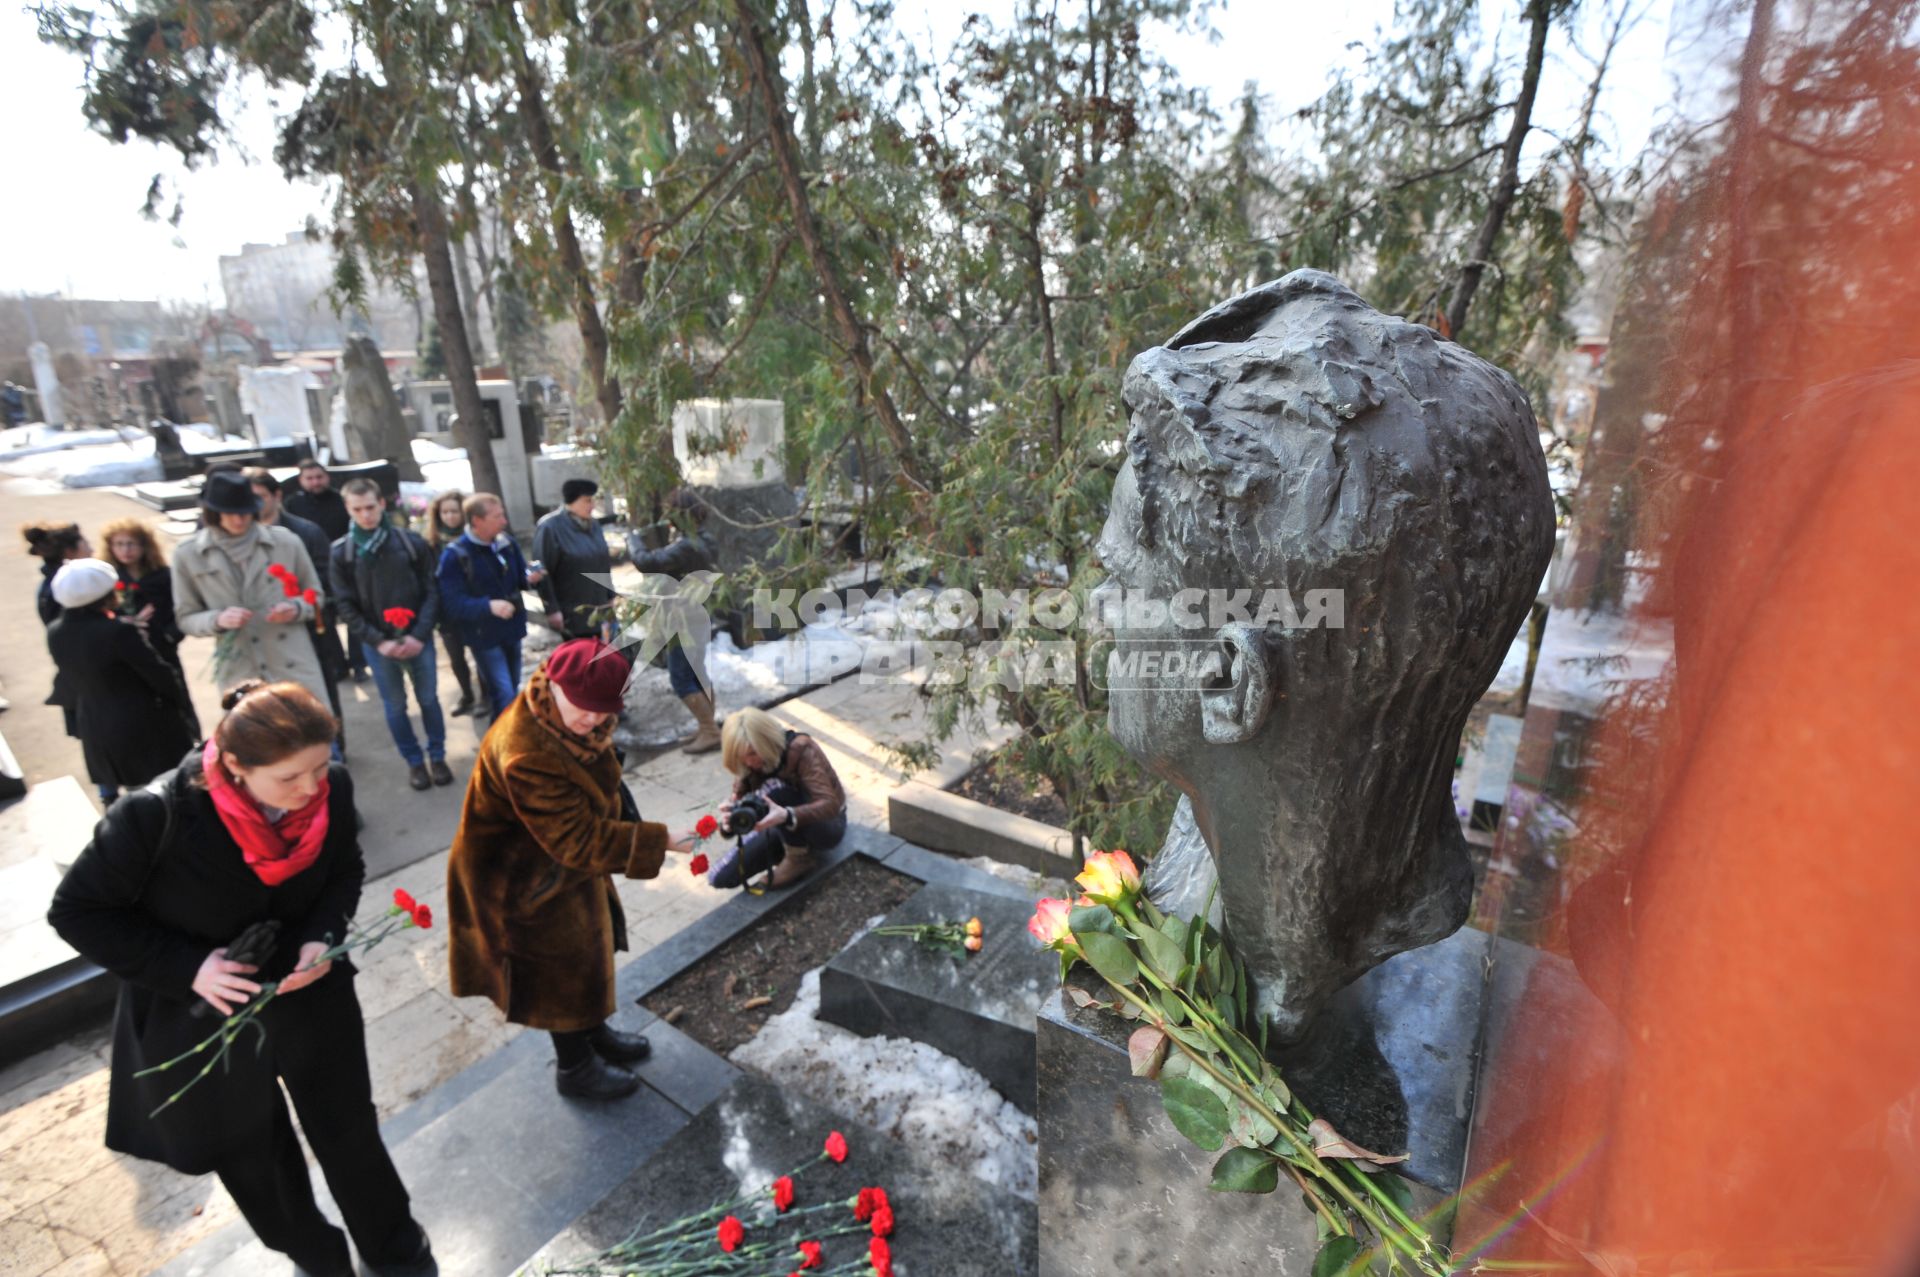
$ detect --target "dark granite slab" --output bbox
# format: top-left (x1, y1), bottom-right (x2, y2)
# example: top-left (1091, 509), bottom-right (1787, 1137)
top-left (525, 1073), bottom-right (1037, 1276)
top-left (819, 882), bottom-right (1055, 1110)
top-left (1037, 927), bottom-right (1490, 1274)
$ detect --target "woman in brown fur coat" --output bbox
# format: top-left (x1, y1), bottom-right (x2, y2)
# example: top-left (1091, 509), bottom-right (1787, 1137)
top-left (447, 639), bottom-right (695, 1100)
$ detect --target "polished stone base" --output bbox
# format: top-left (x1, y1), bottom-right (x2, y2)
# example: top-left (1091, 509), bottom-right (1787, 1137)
top-left (527, 1073), bottom-right (1037, 1276)
top-left (819, 882), bottom-right (1058, 1110)
top-left (1037, 925), bottom-right (1491, 1274)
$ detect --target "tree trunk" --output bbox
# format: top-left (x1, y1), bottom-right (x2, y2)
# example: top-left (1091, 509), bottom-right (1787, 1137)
top-left (731, 0), bottom-right (928, 496)
top-left (1443, 0), bottom-right (1551, 342)
top-left (506, 5), bottom-right (623, 429)
top-left (412, 179), bottom-right (503, 497)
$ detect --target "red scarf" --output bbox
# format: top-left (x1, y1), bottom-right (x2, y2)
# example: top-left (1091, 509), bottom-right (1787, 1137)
top-left (200, 739), bottom-right (332, 885)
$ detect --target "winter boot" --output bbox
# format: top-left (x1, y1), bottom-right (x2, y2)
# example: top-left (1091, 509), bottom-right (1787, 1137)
top-left (680, 692), bottom-right (722, 754)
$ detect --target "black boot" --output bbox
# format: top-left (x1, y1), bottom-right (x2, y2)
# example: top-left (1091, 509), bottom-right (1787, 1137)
top-left (589, 1023), bottom-right (652, 1065)
top-left (556, 1054), bottom-right (640, 1100)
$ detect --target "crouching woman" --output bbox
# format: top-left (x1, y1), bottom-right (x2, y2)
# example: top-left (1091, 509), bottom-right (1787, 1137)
top-left (47, 682), bottom-right (432, 1277)
top-left (447, 639), bottom-right (696, 1101)
top-left (711, 706), bottom-right (848, 890)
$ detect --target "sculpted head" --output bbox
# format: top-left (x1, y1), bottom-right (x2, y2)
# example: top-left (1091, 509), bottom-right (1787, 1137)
top-left (1096, 270), bottom-right (1554, 1041)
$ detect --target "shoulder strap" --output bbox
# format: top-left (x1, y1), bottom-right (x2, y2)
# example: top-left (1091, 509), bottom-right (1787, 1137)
top-left (129, 772), bottom-right (182, 904)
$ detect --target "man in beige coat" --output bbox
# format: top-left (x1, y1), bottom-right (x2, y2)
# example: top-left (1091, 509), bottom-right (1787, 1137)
top-left (173, 471), bottom-right (332, 712)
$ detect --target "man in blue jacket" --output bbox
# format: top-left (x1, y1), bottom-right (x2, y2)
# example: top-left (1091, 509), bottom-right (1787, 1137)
top-left (436, 493), bottom-right (545, 718)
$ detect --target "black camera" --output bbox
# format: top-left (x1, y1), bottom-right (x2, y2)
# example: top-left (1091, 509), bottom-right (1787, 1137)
top-left (726, 792), bottom-right (770, 837)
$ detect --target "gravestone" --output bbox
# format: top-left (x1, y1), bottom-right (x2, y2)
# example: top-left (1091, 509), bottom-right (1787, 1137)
top-left (819, 882), bottom-right (1057, 1111)
top-left (671, 398), bottom-right (799, 574)
top-left (340, 336), bottom-right (422, 480)
top-left (526, 1073), bottom-right (1037, 1276)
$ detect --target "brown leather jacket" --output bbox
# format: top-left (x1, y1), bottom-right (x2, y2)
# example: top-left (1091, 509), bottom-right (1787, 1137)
top-left (732, 731), bottom-right (846, 828)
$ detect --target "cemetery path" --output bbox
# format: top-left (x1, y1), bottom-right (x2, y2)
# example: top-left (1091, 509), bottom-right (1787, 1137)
top-left (0, 478), bottom-right (1013, 1277)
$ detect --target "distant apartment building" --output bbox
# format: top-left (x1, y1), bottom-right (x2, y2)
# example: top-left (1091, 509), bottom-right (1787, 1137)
top-left (218, 230), bottom-right (497, 359)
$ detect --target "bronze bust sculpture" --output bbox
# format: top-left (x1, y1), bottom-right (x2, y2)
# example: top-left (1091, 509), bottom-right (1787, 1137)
top-left (1096, 271), bottom-right (1554, 1043)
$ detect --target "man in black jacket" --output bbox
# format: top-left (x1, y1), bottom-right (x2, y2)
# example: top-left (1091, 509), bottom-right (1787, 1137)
top-left (283, 460), bottom-right (365, 680)
top-left (331, 479), bottom-right (451, 790)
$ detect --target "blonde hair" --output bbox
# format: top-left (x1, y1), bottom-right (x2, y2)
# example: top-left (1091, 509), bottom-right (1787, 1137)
top-left (96, 517), bottom-right (167, 577)
top-left (721, 706), bottom-right (789, 777)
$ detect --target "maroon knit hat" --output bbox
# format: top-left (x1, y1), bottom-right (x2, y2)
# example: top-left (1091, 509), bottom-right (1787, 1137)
top-left (544, 639), bottom-right (632, 714)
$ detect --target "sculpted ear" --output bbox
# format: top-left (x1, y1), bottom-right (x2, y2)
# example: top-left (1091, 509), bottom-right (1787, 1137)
top-left (1199, 623), bottom-right (1274, 745)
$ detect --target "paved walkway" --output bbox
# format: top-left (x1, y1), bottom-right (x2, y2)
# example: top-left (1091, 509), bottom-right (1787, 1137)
top-left (0, 480), bottom-right (1011, 1277)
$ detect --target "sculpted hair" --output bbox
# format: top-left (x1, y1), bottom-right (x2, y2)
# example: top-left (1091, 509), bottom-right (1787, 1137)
top-left (340, 478), bottom-right (382, 501)
top-left (21, 521), bottom-right (84, 564)
top-left (463, 493), bottom-right (502, 524)
top-left (241, 466), bottom-right (280, 495)
top-left (95, 518), bottom-right (167, 576)
top-left (212, 681), bottom-right (338, 770)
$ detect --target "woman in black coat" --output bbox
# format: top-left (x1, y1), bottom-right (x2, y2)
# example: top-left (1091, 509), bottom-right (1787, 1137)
top-left (45, 560), bottom-right (197, 805)
top-left (47, 681), bottom-right (434, 1277)
top-left (98, 515), bottom-right (190, 677)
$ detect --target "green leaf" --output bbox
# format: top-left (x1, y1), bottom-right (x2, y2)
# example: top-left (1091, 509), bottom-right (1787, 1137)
top-left (1209, 1145), bottom-right (1279, 1193)
top-left (1137, 926), bottom-right (1185, 981)
top-left (1155, 989), bottom-right (1187, 1026)
top-left (1163, 1021), bottom-right (1213, 1054)
top-left (1372, 1170), bottom-right (1414, 1218)
top-left (1158, 912), bottom-right (1190, 953)
top-left (1076, 931), bottom-right (1139, 988)
top-left (1159, 1076), bottom-right (1228, 1151)
top-left (1069, 904), bottom-right (1117, 935)
top-left (1312, 1236), bottom-right (1364, 1277)
top-left (1140, 898), bottom-right (1165, 928)
top-left (1228, 1094), bottom-right (1281, 1149)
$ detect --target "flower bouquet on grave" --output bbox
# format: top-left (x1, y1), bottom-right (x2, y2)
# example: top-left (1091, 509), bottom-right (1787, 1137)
top-left (134, 889), bottom-right (433, 1117)
top-left (871, 915), bottom-right (984, 960)
top-left (1030, 850), bottom-right (1462, 1277)
top-left (539, 1131), bottom-right (905, 1277)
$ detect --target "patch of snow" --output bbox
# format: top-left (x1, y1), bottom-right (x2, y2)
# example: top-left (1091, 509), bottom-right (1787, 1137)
top-left (0, 424), bottom-right (250, 487)
top-left (729, 941), bottom-right (1039, 1203)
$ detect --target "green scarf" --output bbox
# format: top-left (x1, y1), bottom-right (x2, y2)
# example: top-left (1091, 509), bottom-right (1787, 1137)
top-left (349, 520), bottom-right (390, 557)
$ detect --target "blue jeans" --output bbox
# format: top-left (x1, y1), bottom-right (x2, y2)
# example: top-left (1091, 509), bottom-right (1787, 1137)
top-left (470, 642), bottom-right (523, 717)
top-left (365, 644), bottom-right (446, 766)
top-left (666, 644), bottom-right (705, 698)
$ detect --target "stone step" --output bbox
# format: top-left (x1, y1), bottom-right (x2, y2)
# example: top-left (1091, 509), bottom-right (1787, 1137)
top-left (151, 1010), bottom-right (736, 1277)
top-left (523, 1072), bottom-right (1037, 1277)
top-left (0, 777), bottom-right (119, 1065)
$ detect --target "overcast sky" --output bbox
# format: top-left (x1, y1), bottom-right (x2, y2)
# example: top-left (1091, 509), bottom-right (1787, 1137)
top-left (0, 0), bottom-right (1670, 305)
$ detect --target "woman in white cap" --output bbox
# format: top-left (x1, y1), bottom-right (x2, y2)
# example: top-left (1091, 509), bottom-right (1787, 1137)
top-left (46, 558), bottom-right (198, 805)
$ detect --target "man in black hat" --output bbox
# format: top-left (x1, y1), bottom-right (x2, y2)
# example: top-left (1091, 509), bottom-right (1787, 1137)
top-left (283, 459), bottom-right (365, 681)
top-left (531, 478), bottom-right (615, 640)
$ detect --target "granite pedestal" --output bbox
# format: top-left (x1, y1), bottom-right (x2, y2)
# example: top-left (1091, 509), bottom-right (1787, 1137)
top-left (819, 882), bottom-right (1057, 1110)
top-left (525, 1073), bottom-right (1037, 1276)
top-left (1037, 925), bottom-right (1492, 1274)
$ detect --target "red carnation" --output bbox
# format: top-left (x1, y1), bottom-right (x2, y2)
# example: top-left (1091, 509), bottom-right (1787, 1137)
top-left (690, 853), bottom-right (710, 876)
top-left (695, 813), bottom-right (720, 839)
top-left (394, 888), bottom-right (417, 913)
top-left (300, 587), bottom-right (317, 605)
top-left (772, 1175), bottom-right (794, 1212)
top-left (383, 606), bottom-right (416, 630)
top-left (824, 1130), bottom-right (848, 1163)
top-left (411, 904), bottom-right (433, 930)
top-left (870, 1203), bottom-right (894, 1238)
top-left (868, 1235), bottom-right (892, 1277)
top-left (267, 563), bottom-right (292, 582)
top-left (796, 1239), bottom-right (823, 1269)
top-left (854, 1187), bottom-right (877, 1222)
top-left (716, 1214), bottom-right (745, 1253)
